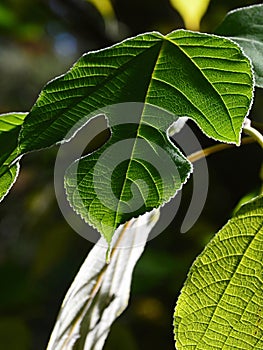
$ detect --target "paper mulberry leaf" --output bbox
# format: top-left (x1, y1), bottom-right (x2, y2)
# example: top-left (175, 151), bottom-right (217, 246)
top-left (19, 30), bottom-right (253, 152)
top-left (16, 30), bottom-right (253, 244)
top-left (174, 195), bottom-right (263, 349)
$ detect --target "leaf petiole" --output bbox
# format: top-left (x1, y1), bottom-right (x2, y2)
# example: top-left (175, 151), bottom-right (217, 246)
top-left (187, 136), bottom-right (254, 163)
top-left (243, 119), bottom-right (263, 150)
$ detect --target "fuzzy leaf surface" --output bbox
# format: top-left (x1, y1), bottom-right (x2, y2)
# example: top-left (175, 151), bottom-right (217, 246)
top-left (174, 195), bottom-right (263, 349)
top-left (17, 30), bottom-right (253, 243)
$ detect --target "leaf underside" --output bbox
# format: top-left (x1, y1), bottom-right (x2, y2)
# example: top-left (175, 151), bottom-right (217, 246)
top-left (215, 4), bottom-right (263, 88)
top-left (47, 210), bottom-right (159, 350)
top-left (174, 195), bottom-right (263, 350)
top-left (15, 29), bottom-right (253, 244)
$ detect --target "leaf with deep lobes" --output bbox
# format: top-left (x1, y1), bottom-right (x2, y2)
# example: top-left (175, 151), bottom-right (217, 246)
top-left (17, 30), bottom-right (253, 244)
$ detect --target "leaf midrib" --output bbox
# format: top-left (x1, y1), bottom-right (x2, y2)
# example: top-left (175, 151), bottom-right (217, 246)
top-left (113, 41), bottom-right (166, 231)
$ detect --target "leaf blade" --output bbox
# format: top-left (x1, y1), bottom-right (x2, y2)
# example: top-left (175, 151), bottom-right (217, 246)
top-left (215, 4), bottom-right (263, 88)
top-left (174, 195), bottom-right (263, 349)
top-left (65, 107), bottom-right (191, 243)
top-left (17, 30), bottom-right (253, 244)
top-left (19, 30), bottom-right (253, 152)
top-left (0, 164), bottom-right (19, 203)
top-left (0, 112), bottom-right (27, 201)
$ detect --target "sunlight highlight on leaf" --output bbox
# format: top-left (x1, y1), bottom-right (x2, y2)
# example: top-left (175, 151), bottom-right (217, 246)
top-left (174, 195), bottom-right (263, 349)
top-left (0, 112), bottom-right (27, 201)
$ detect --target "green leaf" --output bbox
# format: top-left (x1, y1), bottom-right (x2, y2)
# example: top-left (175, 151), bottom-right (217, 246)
top-left (0, 112), bottom-right (27, 201)
top-left (174, 195), bottom-right (263, 349)
top-left (47, 210), bottom-right (159, 350)
top-left (215, 4), bottom-right (263, 88)
top-left (17, 30), bottom-right (253, 244)
top-left (65, 104), bottom-right (191, 243)
top-left (0, 163), bottom-right (19, 202)
top-left (19, 30), bottom-right (253, 152)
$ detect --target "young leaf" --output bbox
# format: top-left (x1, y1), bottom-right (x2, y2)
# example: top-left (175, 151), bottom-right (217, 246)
top-left (174, 195), bottom-right (263, 349)
top-left (215, 4), bottom-right (263, 88)
top-left (15, 30), bottom-right (253, 244)
top-left (0, 112), bottom-right (27, 201)
top-left (46, 210), bottom-right (159, 350)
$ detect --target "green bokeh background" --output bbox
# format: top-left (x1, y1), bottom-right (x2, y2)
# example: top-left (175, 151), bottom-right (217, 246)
top-left (0, 1), bottom-right (262, 349)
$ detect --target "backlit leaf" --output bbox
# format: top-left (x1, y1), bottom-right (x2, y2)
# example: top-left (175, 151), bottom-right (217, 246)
top-left (0, 112), bottom-right (27, 201)
top-left (17, 30), bottom-right (253, 245)
top-left (174, 195), bottom-right (263, 349)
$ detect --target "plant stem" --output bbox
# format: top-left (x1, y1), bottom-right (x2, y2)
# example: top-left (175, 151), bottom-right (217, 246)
top-left (187, 136), bottom-right (254, 163)
top-left (243, 121), bottom-right (263, 149)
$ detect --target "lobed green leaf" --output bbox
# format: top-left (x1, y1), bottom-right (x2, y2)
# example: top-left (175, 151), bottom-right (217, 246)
top-left (13, 30), bottom-right (253, 244)
top-left (19, 30), bottom-right (253, 152)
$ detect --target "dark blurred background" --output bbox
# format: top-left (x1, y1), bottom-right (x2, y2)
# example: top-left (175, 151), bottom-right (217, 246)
top-left (0, 0), bottom-right (262, 349)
